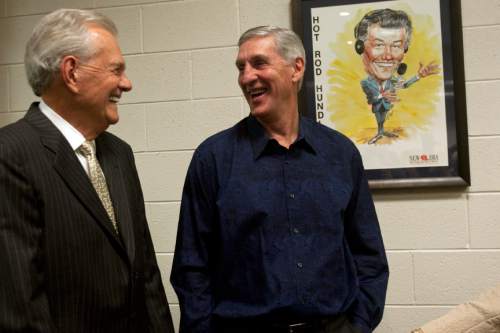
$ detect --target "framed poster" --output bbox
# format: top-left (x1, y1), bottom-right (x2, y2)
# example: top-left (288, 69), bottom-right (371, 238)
top-left (295, 0), bottom-right (470, 188)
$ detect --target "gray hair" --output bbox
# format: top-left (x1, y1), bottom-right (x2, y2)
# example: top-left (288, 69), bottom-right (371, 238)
top-left (354, 8), bottom-right (413, 50)
top-left (238, 26), bottom-right (306, 89)
top-left (25, 8), bottom-right (118, 96)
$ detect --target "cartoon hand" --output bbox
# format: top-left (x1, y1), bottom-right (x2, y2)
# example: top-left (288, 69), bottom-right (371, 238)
top-left (382, 90), bottom-right (399, 103)
top-left (418, 61), bottom-right (440, 78)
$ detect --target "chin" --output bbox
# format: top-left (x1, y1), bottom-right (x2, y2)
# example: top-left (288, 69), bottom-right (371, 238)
top-left (250, 107), bottom-right (268, 118)
top-left (367, 66), bottom-right (392, 81)
top-left (105, 109), bottom-right (120, 125)
top-left (374, 72), bottom-right (393, 81)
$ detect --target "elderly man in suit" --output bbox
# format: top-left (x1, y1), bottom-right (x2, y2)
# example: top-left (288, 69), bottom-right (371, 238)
top-left (0, 9), bottom-right (174, 333)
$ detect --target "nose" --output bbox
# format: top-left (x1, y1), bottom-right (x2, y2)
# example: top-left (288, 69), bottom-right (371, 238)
top-left (239, 64), bottom-right (257, 87)
top-left (382, 45), bottom-right (394, 60)
top-left (119, 72), bottom-right (132, 92)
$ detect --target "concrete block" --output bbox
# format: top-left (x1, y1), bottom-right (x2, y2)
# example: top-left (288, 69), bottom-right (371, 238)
top-left (143, 0), bottom-right (238, 52)
top-left (156, 254), bottom-right (180, 332)
top-left (9, 65), bottom-right (38, 112)
top-left (239, 0), bottom-right (292, 32)
top-left (469, 193), bottom-right (500, 248)
top-left (375, 306), bottom-right (451, 333)
top-left (469, 137), bottom-right (500, 192)
top-left (145, 202), bottom-right (180, 253)
top-left (96, 0), bottom-right (173, 7)
top-left (374, 192), bottom-right (468, 250)
top-left (156, 253), bottom-right (178, 304)
top-left (192, 47), bottom-right (241, 99)
top-left (0, 111), bottom-right (24, 127)
top-left (414, 251), bottom-right (500, 304)
top-left (385, 252), bottom-right (414, 305)
top-left (466, 81), bottom-right (500, 136)
top-left (146, 98), bottom-right (242, 151)
top-left (0, 15), bottom-right (41, 65)
top-left (461, 0), bottom-right (500, 27)
top-left (121, 53), bottom-right (191, 104)
top-left (107, 103), bottom-right (146, 152)
top-left (135, 151), bottom-right (193, 202)
top-left (0, 67), bottom-right (7, 112)
top-left (98, 7), bottom-right (141, 55)
top-left (5, 0), bottom-right (92, 16)
top-left (0, 0), bottom-right (5, 17)
top-left (463, 26), bottom-right (500, 81)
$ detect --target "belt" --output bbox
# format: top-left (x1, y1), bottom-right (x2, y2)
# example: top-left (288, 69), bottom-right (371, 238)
top-left (270, 320), bottom-right (323, 333)
top-left (217, 317), bottom-right (336, 333)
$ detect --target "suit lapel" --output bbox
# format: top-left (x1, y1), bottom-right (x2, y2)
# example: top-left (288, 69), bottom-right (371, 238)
top-left (96, 136), bottom-right (136, 263)
top-left (24, 104), bottom-right (126, 253)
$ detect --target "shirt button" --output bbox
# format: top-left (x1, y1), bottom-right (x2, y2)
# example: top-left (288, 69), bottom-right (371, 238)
top-left (289, 193), bottom-right (295, 199)
top-left (297, 262), bottom-right (303, 268)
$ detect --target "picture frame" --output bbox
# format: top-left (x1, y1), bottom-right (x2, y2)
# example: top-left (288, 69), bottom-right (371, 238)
top-left (293, 0), bottom-right (470, 189)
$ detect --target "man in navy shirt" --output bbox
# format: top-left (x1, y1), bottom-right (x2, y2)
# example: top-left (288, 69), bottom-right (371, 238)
top-left (171, 26), bottom-right (389, 333)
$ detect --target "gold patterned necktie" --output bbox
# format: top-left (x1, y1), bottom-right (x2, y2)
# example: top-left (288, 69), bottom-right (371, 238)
top-left (79, 141), bottom-right (118, 233)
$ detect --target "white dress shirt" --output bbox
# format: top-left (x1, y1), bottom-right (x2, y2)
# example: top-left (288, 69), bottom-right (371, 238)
top-left (39, 100), bottom-right (94, 176)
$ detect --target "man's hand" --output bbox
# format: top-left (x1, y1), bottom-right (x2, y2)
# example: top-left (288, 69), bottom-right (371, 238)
top-left (418, 61), bottom-right (440, 78)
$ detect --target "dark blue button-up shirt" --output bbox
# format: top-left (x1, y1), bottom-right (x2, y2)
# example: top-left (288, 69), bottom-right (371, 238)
top-left (171, 115), bottom-right (389, 333)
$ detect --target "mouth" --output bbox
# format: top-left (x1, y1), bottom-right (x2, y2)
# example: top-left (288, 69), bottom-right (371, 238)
top-left (109, 95), bottom-right (121, 103)
top-left (246, 87), bottom-right (268, 100)
top-left (374, 62), bottom-right (396, 70)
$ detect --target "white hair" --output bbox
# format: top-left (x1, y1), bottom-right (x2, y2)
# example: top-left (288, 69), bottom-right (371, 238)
top-left (238, 25), bottom-right (306, 90)
top-left (24, 8), bottom-right (118, 96)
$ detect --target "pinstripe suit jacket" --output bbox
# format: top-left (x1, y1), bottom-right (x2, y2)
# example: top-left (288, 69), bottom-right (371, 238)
top-left (0, 103), bottom-right (174, 333)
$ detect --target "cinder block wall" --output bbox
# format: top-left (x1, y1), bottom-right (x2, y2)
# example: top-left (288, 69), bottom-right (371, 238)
top-left (1, 1), bottom-right (499, 332)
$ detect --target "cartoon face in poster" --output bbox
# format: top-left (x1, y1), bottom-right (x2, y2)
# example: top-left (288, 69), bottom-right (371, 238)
top-left (311, 0), bottom-right (448, 170)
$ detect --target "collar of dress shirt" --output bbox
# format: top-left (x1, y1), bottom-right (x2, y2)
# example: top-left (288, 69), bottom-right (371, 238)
top-left (39, 100), bottom-right (88, 152)
top-left (247, 114), bottom-right (317, 160)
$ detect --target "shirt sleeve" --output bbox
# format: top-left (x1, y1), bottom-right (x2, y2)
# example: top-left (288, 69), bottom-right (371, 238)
top-left (344, 149), bottom-right (389, 332)
top-left (0, 142), bottom-right (57, 332)
top-left (403, 75), bottom-right (420, 88)
top-left (170, 148), bottom-right (218, 333)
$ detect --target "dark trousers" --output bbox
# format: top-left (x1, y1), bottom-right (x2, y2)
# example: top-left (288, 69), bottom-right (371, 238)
top-left (215, 314), bottom-right (362, 333)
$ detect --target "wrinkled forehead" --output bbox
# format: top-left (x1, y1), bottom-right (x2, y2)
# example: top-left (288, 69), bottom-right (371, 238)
top-left (237, 36), bottom-right (280, 59)
top-left (238, 36), bottom-right (277, 52)
top-left (367, 24), bottom-right (407, 42)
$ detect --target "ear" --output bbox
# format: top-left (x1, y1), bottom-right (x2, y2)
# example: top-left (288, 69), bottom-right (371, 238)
top-left (291, 56), bottom-right (305, 84)
top-left (60, 55), bottom-right (80, 93)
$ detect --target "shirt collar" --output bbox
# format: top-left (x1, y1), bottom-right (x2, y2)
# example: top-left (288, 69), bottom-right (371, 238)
top-left (39, 99), bottom-right (87, 152)
top-left (247, 115), bottom-right (318, 159)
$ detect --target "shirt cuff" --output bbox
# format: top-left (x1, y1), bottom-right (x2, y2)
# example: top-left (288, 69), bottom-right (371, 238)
top-left (351, 319), bottom-right (371, 333)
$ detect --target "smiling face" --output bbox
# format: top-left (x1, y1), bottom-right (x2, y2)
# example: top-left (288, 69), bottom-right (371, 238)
top-left (362, 24), bottom-right (407, 81)
top-left (236, 36), bottom-right (300, 121)
top-left (75, 25), bottom-right (132, 133)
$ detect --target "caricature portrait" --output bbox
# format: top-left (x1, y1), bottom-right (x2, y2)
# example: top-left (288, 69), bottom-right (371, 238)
top-left (354, 8), bottom-right (439, 144)
top-left (309, 0), bottom-right (449, 170)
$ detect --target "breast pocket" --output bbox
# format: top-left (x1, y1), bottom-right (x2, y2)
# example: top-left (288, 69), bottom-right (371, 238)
top-left (300, 165), bottom-right (353, 233)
